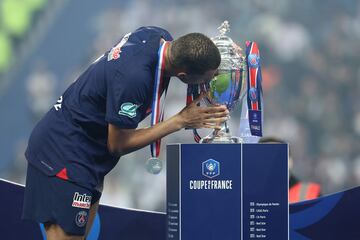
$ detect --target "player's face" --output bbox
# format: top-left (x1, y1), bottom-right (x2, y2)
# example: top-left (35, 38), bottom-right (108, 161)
top-left (178, 69), bottom-right (218, 85)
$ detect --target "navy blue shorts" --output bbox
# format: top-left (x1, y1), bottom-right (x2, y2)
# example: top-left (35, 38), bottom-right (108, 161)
top-left (22, 163), bottom-right (102, 236)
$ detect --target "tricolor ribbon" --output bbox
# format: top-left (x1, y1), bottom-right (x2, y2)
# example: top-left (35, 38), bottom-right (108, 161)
top-left (245, 41), bottom-right (263, 137)
top-left (186, 83), bottom-right (207, 143)
top-left (150, 41), bottom-right (170, 158)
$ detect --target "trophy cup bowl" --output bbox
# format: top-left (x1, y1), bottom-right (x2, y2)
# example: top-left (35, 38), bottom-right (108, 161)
top-left (200, 21), bottom-right (247, 143)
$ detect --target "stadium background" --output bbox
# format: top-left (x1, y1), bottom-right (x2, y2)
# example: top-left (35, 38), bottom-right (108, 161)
top-left (0, 0), bottom-right (359, 212)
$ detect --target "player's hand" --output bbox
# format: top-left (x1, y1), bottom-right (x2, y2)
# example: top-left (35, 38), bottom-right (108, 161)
top-left (232, 42), bottom-right (243, 56)
top-left (176, 92), bottom-right (229, 130)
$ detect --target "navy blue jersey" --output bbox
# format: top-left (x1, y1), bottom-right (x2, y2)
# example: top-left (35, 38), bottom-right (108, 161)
top-left (25, 26), bottom-right (173, 189)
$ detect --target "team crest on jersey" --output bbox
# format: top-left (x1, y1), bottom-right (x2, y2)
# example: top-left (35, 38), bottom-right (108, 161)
top-left (107, 32), bottom-right (131, 61)
top-left (75, 211), bottom-right (88, 227)
top-left (118, 102), bottom-right (141, 118)
top-left (72, 192), bottom-right (92, 209)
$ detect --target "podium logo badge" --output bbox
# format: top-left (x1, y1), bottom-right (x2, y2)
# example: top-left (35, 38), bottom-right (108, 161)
top-left (202, 159), bottom-right (220, 179)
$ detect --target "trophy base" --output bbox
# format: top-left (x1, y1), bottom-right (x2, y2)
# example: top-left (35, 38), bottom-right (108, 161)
top-left (200, 136), bottom-right (243, 144)
top-left (199, 124), bottom-right (244, 144)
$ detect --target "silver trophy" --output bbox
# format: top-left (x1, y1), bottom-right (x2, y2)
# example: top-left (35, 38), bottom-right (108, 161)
top-left (200, 21), bottom-right (247, 143)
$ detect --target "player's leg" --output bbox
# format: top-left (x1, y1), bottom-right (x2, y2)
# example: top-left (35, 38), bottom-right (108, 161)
top-left (85, 200), bottom-right (99, 237)
top-left (44, 222), bottom-right (84, 240)
top-left (49, 177), bottom-right (101, 239)
top-left (44, 200), bottom-right (99, 240)
top-left (22, 163), bottom-right (101, 239)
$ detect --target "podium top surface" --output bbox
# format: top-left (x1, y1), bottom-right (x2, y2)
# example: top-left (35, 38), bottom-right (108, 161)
top-left (167, 143), bottom-right (287, 146)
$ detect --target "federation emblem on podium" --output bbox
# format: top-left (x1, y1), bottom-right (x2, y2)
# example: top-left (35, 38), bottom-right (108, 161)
top-left (202, 159), bottom-right (220, 179)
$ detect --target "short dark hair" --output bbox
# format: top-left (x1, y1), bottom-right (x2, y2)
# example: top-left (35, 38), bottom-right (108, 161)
top-left (170, 33), bottom-right (221, 75)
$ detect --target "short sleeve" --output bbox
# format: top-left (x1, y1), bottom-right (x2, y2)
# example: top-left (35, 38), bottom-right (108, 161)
top-left (104, 26), bottom-right (164, 129)
top-left (105, 69), bottom-right (151, 129)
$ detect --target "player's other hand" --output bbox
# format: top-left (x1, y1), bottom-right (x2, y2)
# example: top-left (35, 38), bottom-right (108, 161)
top-left (176, 92), bottom-right (229, 130)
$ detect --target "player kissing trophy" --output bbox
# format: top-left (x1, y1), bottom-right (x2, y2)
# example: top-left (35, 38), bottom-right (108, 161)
top-left (187, 21), bottom-right (264, 143)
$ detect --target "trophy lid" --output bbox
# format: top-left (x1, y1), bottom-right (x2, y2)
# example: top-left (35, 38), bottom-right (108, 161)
top-left (211, 21), bottom-right (243, 70)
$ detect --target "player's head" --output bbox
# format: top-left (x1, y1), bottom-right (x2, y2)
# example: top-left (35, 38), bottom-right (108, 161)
top-left (169, 33), bottom-right (221, 84)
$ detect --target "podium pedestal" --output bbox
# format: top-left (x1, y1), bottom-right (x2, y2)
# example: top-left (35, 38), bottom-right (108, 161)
top-left (167, 143), bottom-right (288, 240)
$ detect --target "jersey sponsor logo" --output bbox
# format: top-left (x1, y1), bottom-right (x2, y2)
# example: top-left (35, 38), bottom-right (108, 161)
top-left (107, 32), bottom-right (131, 61)
top-left (72, 192), bottom-right (92, 209)
top-left (75, 211), bottom-right (88, 227)
top-left (118, 102), bottom-right (141, 118)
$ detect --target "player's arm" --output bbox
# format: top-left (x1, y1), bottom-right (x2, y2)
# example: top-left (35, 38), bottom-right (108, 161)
top-left (107, 94), bottom-right (229, 156)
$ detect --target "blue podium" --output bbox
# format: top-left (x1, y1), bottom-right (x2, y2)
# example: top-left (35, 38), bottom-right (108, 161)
top-left (167, 143), bottom-right (289, 240)
top-left (4, 143), bottom-right (360, 239)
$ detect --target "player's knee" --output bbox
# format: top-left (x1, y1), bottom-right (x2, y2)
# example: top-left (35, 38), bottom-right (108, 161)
top-left (45, 223), bottom-right (85, 240)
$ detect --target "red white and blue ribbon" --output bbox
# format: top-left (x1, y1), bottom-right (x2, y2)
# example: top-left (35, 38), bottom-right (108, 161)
top-left (245, 41), bottom-right (263, 137)
top-left (150, 41), bottom-right (170, 158)
top-left (186, 83), bottom-right (207, 143)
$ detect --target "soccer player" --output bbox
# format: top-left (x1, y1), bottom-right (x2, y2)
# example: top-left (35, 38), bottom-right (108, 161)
top-left (22, 26), bottom-right (228, 239)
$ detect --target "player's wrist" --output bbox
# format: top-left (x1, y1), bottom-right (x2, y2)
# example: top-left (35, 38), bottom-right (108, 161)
top-left (171, 114), bottom-right (185, 130)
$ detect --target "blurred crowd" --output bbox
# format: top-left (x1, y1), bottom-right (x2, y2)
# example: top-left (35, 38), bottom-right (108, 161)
top-left (1, 0), bottom-right (359, 212)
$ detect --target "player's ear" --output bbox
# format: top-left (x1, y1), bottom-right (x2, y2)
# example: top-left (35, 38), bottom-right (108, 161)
top-left (176, 72), bottom-right (187, 82)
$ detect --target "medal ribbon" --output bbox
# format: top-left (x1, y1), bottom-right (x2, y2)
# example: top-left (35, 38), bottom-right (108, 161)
top-left (245, 41), bottom-right (263, 137)
top-left (186, 83), bottom-right (207, 143)
top-left (150, 41), bottom-right (170, 158)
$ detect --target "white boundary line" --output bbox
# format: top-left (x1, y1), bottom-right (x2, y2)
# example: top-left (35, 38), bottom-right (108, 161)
top-left (0, 178), bottom-right (24, 187)
top-left (100, 203), bottom-right (166, 215)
